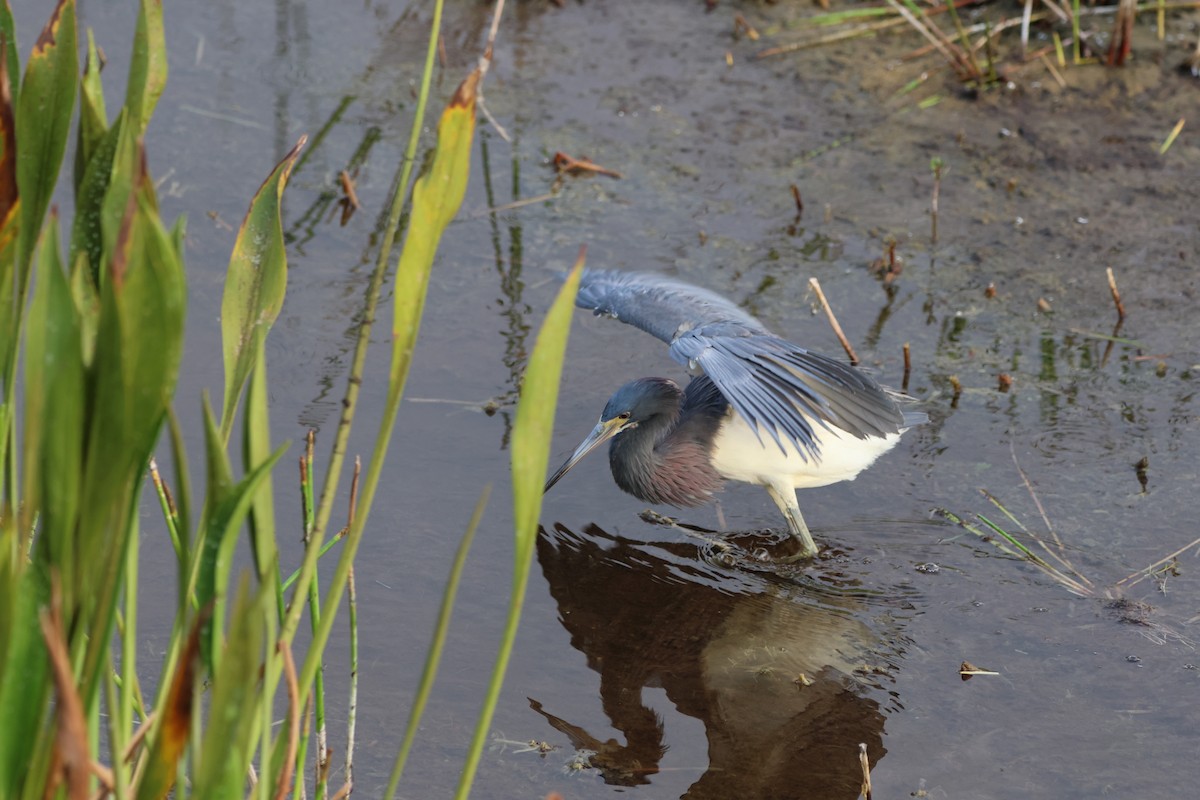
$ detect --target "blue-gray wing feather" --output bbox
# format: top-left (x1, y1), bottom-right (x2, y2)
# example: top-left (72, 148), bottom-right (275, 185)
top-left (576, 269), bottom-right (904, 459)
top-left (576, 268), bottom-right (768, 341)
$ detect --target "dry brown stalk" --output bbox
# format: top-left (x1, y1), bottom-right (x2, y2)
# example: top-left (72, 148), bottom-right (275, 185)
top-left (552, 152), bottom-right (623, 179)
top-left (808, 277), bottom-right (859, 365)
top-left (273, 641), bottom-right (302, 800)
top-left (1106, 267), bottom-right (1126, 321)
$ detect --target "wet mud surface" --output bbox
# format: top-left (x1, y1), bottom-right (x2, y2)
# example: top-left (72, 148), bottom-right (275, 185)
top-left (27, 0), bottom-right (1200, 797)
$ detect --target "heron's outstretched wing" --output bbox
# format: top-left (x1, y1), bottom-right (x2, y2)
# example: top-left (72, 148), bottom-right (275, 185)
top-left (575, 269), bottom-right (904, 460)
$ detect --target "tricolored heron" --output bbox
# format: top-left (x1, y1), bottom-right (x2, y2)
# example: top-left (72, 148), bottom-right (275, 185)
top-left (544, 269), bottom-right (924, 560)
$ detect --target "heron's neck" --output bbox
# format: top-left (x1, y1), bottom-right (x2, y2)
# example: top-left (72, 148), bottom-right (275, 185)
top-left (608, 406), bottom-right (723, 507)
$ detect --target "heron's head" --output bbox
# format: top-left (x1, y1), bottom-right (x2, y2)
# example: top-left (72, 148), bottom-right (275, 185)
top-left (602, 378), bottom-right (682, 426)
top-left (544, 378), bottom-right (682, 494)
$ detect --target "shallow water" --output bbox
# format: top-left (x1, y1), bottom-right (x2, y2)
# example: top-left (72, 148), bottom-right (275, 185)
top-left (24, 0), bottom-right (1200, 796)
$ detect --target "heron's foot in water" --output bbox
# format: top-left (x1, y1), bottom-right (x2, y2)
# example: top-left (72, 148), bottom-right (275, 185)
top-left (720, 528), bottom-right (820, 566)
top-left (638, 509), bottom-right (816, 565)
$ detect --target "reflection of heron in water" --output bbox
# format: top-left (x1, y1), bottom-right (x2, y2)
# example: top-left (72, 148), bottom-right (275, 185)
top-left (532, 523), bottom-right (912, 799)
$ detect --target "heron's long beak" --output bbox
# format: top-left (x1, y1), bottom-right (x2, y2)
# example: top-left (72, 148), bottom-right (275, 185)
top-left (544, 417), bottom-right (629, 493)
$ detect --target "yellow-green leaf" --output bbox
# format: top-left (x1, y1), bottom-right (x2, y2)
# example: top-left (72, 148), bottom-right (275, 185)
top-left (391, 67), bottom-right (480, 362)
top-left (511, 254), bottom-right (583, 564)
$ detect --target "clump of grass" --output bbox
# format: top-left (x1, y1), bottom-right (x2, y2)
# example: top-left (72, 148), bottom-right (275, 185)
top-left (0, 0), bottom-right (575, 798)
top-left (935, 448), bottom-right (1200, 642)
top-left (755, 0), bottom-right (1200, 92)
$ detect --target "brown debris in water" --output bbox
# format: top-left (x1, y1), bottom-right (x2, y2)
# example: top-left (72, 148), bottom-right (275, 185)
top-left (552, 151), bottom-right (623, 179)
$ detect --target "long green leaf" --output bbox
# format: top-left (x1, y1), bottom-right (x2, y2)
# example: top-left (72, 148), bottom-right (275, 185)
top-left (22, 211), bottom-right (83, 569)
top-left (76, 169), bottom-right (186, 712)
top-left (125, 0), bottom-right (166, 134)
top-left (244, 337), bottom-right (280, 592)
top-left (383, 485), bottom-right (490, 798)
top-left (455, 256), bottom-right (584, 800)
top-left (15, 0), bottom-right (76, 281)
top-left (195, 395), bottom-right (288, 675)
top-left (136, 607), bottom-right (207, 800)
top-left (0, 4), bottom-right (18, 106)
top-left (193, 576), bottom-right (268, 798)
top-left (74, 28), bottom-right (108, 195)
top-left (219, 137), bottom-right (305, 443)
top-left (70, 110), bottom-right (125, 286)
top-left (291, 61), bottom-right (481, 711)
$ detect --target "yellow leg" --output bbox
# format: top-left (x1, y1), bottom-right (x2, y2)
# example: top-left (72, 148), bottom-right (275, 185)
top-left (765, 483), bottom-right (818, 560)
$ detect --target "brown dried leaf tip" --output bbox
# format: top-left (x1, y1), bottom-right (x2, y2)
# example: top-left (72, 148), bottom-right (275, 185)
top-left (450, 66), bottom-right (482, 112)
top-left (552, 152), bottom-right (623, 179)
top-left (35, 0), bottom-right (70, 55)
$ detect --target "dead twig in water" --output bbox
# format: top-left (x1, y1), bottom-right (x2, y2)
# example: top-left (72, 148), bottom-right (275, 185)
top-left (338, 170), bottom-right (361, 226)
top-left (902, 342), bottom-right (912, 392)
top-left (1159, 118), bottom-right (1185, 155)
top-left (472, 191), bottom-right (559, 218)
top-left (552, 152), bottom-right (623, 179)
top-left (808, 277), bottom-right (859, 365)
top-left (476, 0), bottom-right (511, 143)
top-left (1105, 267), bottom-right (1126, 322)
top-left (1040, 52), bottom-right (1068, 87)
top-left (1115, 536), bottom-right (1200, 590)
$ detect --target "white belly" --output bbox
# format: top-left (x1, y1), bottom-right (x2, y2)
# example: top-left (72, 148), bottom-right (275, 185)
top-left (709, 410), bottom-right (902, 490)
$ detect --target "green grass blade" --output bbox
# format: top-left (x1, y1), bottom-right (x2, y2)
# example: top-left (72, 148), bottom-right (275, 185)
top-left (279, 0), bottom-right (444, 658)
top-left (383, 485), bottom-right (490, 799)
top-left (454, 257), bottom-right (584, 800)
top-left (290, 58), bottom-right (480, 715)
top-left (193, 576), bottom-right (269, 798)
top-left (196, 394), bottom-right (289, 675)
top-left (136, 608), bottom-right (207, 800)
top-left (244, 337), bottom-right (281, 592)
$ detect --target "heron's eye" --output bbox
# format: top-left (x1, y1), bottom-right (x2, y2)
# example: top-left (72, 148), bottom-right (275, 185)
top-left (617, 412), bottom-right (631, 420)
